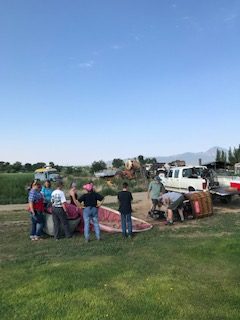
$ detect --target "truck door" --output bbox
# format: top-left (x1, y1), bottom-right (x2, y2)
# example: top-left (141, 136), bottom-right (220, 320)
top-left (173, 169), bottom-right (181, 191)
top-left (181, 168), bottom-right (192, 191)
top-left (165, 169), bottom-right (175, 191)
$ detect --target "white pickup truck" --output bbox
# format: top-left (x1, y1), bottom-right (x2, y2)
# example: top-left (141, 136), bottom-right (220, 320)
top-left (161, 166), bottom-right (239, 202)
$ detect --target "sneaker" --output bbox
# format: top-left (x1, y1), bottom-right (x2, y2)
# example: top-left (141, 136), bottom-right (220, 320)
top-left (165, 221), bottom-right (174, 226)
top-left (30, 235), bottom-right (35, 240)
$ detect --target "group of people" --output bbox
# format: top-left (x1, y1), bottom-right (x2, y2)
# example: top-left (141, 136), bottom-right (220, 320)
top-left (27, 175), bottom-right (185, 242)
top-left (147, 176), bottom-right (185, 225)
top-left (28, 180), bottom-right (134, 241)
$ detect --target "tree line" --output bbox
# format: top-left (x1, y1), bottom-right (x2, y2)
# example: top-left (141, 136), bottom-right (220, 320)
top-left (216, 145), bottom-right (240, 165)
top-left (0, 161), bottom-right (61, 173)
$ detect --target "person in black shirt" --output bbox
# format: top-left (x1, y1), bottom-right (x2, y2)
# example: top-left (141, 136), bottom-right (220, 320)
top-left (78, 183), bottom-right (104, 242)
top-left (117, 182), bottom-right (133, 238)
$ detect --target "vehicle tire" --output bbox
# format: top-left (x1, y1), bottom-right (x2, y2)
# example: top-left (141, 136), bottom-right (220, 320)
top-left (188, 186), bottom-right (195, 192)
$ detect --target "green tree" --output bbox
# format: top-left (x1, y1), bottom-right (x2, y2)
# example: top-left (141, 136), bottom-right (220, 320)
top-left (221, 150), bottom-right (227, 163)
top-left (144, 157), bottom-right (157, 164)
top-left (65, 166), bottom-right (73, 174)
top-left (138, 155), bottom-right (145, 164)
top-left (12, 162), bottom-right (23, 172)
top-left (32, 162), bottom-right (46, 171)
top-left (216, 149), bottom-right (221, 162)
top-left (91, 160), bottom-right (107, 173)
top-left (24, 163), bottom-right (32, 172)
top-left (232, 144), bottom-right (240, 164)
top-left (112, 158), bottom-right (124, 168)
top-left (228, 147), bottom-right (234, 165)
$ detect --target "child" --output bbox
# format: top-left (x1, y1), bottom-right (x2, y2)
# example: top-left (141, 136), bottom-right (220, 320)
top-left (117, 182), bottom-right (133, 238)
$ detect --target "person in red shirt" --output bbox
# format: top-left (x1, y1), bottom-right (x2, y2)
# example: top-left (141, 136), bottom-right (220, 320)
top-left (28, 180), bottom-right (45, 240)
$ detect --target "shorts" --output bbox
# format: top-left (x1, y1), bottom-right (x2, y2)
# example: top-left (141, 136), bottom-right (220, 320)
top-left (168, 195), bottom-right (184, 210)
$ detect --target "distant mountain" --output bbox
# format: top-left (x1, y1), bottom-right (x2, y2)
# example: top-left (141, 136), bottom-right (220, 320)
top-left (155, 147), bottom-right (227, 165)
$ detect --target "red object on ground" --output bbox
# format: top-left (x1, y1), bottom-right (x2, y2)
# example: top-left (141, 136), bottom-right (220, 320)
top-left (47, 203), bottom-right (81, 219)
top-left (97, 206), bottom-right (153, 233)
top-left (46, 204), bottom-right (152, 234)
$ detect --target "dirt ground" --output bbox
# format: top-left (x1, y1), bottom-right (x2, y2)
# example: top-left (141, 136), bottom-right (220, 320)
top-left (1, 192), bottom-right (239, 225)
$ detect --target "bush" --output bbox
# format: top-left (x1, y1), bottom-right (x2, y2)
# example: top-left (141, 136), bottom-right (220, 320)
top-left (101, 187), bottom-right (118, 197)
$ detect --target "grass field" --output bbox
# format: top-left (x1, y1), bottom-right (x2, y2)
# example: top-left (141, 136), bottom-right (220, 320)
top-left (0, 173), bottom-right (33, 204)
top-left (0, 209), bottom-right (239, 320)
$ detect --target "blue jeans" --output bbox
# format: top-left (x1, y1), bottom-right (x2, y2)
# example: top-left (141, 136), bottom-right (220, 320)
top-left (83, 207), bottom-right (100, 240)
top-left (121, 213), bottom-right (132, 236)
top-left (30, 211), bottom-right (44, 237)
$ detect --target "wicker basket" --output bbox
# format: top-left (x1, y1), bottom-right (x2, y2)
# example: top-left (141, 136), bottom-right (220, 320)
top-left (184, 191), bottom-right (213, 218)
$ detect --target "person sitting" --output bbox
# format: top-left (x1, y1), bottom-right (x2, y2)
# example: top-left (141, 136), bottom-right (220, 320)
top-left (159, 192), bottom-right (185, 225)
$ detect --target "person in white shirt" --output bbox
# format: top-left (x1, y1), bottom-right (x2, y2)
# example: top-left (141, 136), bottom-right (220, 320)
top-left (51, 181), bottom-right (71, 240)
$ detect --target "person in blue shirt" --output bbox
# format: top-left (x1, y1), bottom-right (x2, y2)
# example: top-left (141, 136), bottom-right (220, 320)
top-left (41, 180), bottom-right (53, 210)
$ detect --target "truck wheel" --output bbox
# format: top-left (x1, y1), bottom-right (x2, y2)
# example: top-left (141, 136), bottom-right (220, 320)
top-left (188, 186), bottom-right (195, 192)
top-left (220, 195), bottom-right (232, 204)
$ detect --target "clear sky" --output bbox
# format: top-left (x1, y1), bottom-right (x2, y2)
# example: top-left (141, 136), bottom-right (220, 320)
top-left (0, 0), bottom-right (239, 165)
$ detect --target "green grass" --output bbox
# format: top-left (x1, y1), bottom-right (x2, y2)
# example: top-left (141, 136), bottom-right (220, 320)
top-left (0, 173), bottom-right (146, 204)
top-left (0, 210), bottom-right (240, 320)
top-left (0, 173), bottom-right (33, 204)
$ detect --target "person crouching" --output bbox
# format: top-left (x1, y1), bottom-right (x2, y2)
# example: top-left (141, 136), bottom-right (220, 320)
top-left (51, 181), bottom-right (72, 240)
top-left (158, 192), bottom-right (185, 225)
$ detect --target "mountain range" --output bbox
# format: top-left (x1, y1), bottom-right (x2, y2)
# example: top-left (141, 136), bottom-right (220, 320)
top-left (155, 146), bottom-right (227, 165)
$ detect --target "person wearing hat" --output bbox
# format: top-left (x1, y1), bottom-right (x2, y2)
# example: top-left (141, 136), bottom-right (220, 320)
top-left (78, 183), bottom-right (104, 242)
top-left (147, 176), bottom-right (165, 213)
top-left (51, 181), bottom-right (72, 240)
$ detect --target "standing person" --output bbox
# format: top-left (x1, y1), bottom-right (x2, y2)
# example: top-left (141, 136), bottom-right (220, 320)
top-left (147, 176), bottom-right (165, 213)
top-left (28, 180), bottom-right (45, 241)
top-left (118, 182), bottom-right (133, 238)
top-left (69, 182), bottom-right (79, 206)
top-left (78, 183), bottom-right (104, 242)
top-left (158, 192), bottom-right (185, 225)
top-left (41, 180), bottom-right (53, 210)
top-left (51, 181), bottom-right (72, 240)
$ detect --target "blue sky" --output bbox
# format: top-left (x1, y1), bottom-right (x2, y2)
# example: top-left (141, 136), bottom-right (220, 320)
top-left (0, 0), bottom-right (239, 165)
